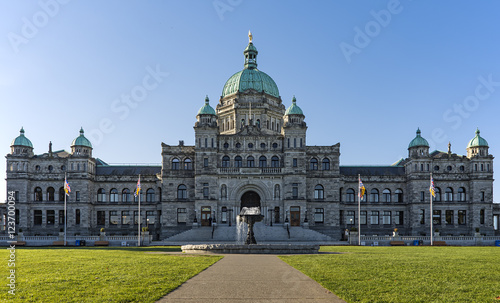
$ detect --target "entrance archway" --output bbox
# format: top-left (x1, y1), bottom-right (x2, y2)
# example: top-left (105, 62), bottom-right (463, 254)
top-left (240, 191), bottom-right (261, 210)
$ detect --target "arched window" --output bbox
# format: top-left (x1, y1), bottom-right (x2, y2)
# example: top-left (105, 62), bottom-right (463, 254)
top-left (346, 188), bottom-right (355, 202)
top-left (34, 187), bottom-right (43, 201)
top-left (314, 185), bottom-right (324, 200)
top-left (247, 156), bottom-right (255, 167)
top-left (445, 187), bottom-right (453, 202)
top-left (184, 158), bottom-right (192, 170)
top-left (110, 189), bottom-right (119, 202)
top-left (310, 158), bottom-right (318, 170)
top-left (274, 184), bottom-right (280, 200)
top-left (395, 189), bottom-right (403, 202)
top-left (146, 188), bottom-right (155, 202)
top-left (221, 184), bottom-right (227, 199)
top-left (222, 155), bottom-right (230, 167)
top-left (383, 189), bottom-right (391, 202)
top-left (322, 158), bottom-right (330, 170)
top-left (97, 188), bottom-right (106, 202)
top-left (177, 185), bottom-right (187, 200)
top-left (59, 187), bottom-right (65, 201)
top-left (47, 187), bottom-right (55, 201)
top-left (458, 187), bottom-right (466, 202)
top-left (370, 189), bottom-right (379, 202)
top-left (122, 189), bottom-right (131, 202)
top-left (172, 158), bottom-right (180, 170)
top-left (256, 119), bottom-right (260, 128)
top-left (234, 156), bottom-right (242, 167)
top-left (259, 156), bottom-right (267, 167)
top-left (271, 156), bottom-right (280, 167)
top-left (434, 187), bottom-right (441, 202)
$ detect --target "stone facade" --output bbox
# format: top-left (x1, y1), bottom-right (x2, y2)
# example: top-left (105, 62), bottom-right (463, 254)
top-left (2, 36), bottom-right (500, 241)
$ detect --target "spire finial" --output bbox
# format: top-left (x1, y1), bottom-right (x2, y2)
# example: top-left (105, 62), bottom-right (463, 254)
top-left (292, 95), bottom-right (296, 103)
top-left (20, 127), bottom-right (25, 135)
top-left (416, 127), bottom-right (421, 136)
top-left (448, 141), bottom-right (451, 154)
top-left (205, 95), bottom-right (209, 104)
top-left (248, 30), bottom-right (253, 43)
top-left (476, 127), bottom-right (480, 135)
top-left (80, 127), bottom-right (84, 135)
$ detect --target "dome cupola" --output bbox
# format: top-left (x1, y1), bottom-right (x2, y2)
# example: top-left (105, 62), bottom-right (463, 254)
top-left (10, 127), bottom-right (34, 155)
top-left (285, 96), bottom-right (304, 116)
top-left (71, 127), bottom-right (92, 156)
top-left (197, 95), bottom-right (216, 116)
top-left (195, 95), bottom-right (217, 128)
top-left (408, 128), bottom-right (429, 157)
top-left (467, 128), bottom-right (489, 158)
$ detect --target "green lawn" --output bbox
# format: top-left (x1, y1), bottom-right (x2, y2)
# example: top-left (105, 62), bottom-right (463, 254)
top-left (1, 246), bottom-right (221, 302)
top-left (280, 246), bottom-right (500, 303)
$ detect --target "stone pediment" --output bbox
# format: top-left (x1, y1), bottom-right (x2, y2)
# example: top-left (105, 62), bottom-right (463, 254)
top-left (237, 125), bottom-right (262, 136)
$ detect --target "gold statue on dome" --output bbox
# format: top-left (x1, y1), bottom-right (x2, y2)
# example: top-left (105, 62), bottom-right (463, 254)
top-left (248, 30), bottom-right (253, 43)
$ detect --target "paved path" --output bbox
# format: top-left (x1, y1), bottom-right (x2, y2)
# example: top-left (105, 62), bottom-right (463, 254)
top-left (157, 254), bottom-right (346, 303)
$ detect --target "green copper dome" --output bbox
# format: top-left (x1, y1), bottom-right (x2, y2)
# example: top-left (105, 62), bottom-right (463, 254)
top-left (11, 127), bottom-right (33, 148)
top-left (197, 95), bottom-right (216, 115)
top-left (222, 33), bottom-right (280, 98)
top-left (71, 127), bottom-right (92, 148)
top-left (467, 128), bottom-right (488, 148)
top-left (408, 128), bottom-right (429, 148)
top-left (285, 96), bottom-right (304, 115)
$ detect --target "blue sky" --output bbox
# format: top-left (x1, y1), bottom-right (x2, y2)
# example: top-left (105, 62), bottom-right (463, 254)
top-left (1, 0), bottom-right (499, 202)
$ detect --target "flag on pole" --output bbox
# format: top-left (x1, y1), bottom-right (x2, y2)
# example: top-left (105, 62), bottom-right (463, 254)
top-left (64, 177), bottom-right (71, 196)
top-left (429, 175), bottom-right (435, 197)
top-left (134, 176), bottom-right (141, 197)
top-left (359, 177), bottom-right (366, 199)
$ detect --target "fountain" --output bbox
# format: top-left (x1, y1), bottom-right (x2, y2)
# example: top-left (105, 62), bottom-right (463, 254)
top-left (238, 207), bottom-right (264, 244)
top-left (181, 206), bottom-right (320, 254)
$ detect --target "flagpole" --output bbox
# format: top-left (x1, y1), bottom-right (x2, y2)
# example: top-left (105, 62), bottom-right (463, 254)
top-left (430, 173), bottom-right (433, 246)
top-left (64, 172), bottom-right (67, 247)
top-left (138, 174), bottom-right (141, 247)
top-left (358, 174), bottom-right (361, 246)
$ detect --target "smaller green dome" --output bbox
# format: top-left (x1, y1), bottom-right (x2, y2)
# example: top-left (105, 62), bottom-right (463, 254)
top-left (197, 96), bottom-right (216, 115)
top-left (71, 127), bottom-right (92, 148)
top-left (467, 128), bottom-right (488, 148)
top-left (11, 127), bottom-right (33, 148)
top-left (285, 96), bottom-right (304, 116)
top-left (408, 128), bottom-right (429, 148)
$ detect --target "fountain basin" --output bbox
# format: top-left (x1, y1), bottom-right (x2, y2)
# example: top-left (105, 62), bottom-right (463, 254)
top-left (181, 244), bottom-right (320, 254)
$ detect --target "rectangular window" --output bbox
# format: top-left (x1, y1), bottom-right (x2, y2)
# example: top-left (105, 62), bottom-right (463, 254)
top-left (433, 210), bottom-right (441, 225)
top-left (314, 208), bottom-right (324, 223)
top-left (177, 208), bottom-right (187, 224)
top-left (480, 209), bottom-right (485, 224)
top-left (109, 211), bottom-right (119, 225)
top-left (481, 191), bottom-right (485, 202)
top-left (204, 158), bottom-right (208, 167)
top-left (420, 209), bottom-right (425, 225)
top-left (293, 138), bottom-right (297, 148)
top-left (458, 210), bottom-right (466, 225)
top-left (97, 211), bottom-right (105, 225)
top-left (122, 211), bottom-right (131, 225)
top-left (383, 211), bottom-right (391, 225)
top-left (75, 209), bottom-right (81, 225)
top-left (59, 210), bottom-right (65, 225)
top-left (446, 210), bottom-right (453, 225)
top-left (300, 138), bottom-right (303, 147)
top-left (76, 191), bottom-right (80, 202)
top-left (292, 183), bottom-right (298, 199)
top-left (15, 210), bottom-right (19, 225)
top-left (47, 210), bottom-right (55, 225)
top-left (370, 211), bottom-right (379, 225)
top-left (292, 158), bottom-right (297, 167)
top-left (203, 183), bottom-right (209, 199)
top-left (360, 211), bottom-right (367, 225)
top-left (14, 191), bottom-right (19, 202)
top-left (287, 138), bottom-right (290, 148)
top-left (420, 191), bottom-right (425, 202)
top-left (34, 210), bottom-right (42, 225)
top-left (146, 211), bottom-right (156, 225)
top-left (134, 211), bottom-right (142, 225)
top-left (221, 207), bottom-right (227, 223)
top-left (395, 211), bottom-right (403, 225)
top-left (494, 215), bottom-right (499, 231)
top-left (211, 138), bottom-right (214, 148)
top-left (346, 211), bottom-right (355, 225)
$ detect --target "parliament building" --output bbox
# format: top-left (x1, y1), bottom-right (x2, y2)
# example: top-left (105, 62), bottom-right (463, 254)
top-left (3, 34), bottom-right (500, 241)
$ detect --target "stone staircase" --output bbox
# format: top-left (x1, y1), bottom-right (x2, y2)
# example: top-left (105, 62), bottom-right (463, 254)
top-left (161, 222), bottom-right (333, 244)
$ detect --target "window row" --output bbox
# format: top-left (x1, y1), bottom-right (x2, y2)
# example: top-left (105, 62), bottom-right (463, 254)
top-left (221, 155), bottom-right (281, 168)
top-left (171, 158), bottom-right (192, 170)
top-left (96, 210), bottom-right (157, 225)
top-left (96, 188), bottom-right (159, 203)
top-left (343, 210), bottom-right (404, 225)
top-left (343, 188), bottom-right (404, 203)
top-left (33, 187), bottom-right (80, 202)
top-left (33, 209), bottom-right (81, 225)
top-left (221, 141), bottom-right (280, 149)
top-left (422, 187), bottom-right (467, 202)
top-left (419, 209), bottom-right (471, 225)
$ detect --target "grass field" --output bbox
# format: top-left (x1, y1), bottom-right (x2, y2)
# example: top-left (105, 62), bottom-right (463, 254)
top-left (280, 246), bottom-right (500, 303)
top-left (1, 246), bottom-right (221, 302)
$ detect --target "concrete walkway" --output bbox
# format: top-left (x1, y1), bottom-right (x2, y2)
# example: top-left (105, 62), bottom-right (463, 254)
top-left (157, 254), bottom-right (346, 303)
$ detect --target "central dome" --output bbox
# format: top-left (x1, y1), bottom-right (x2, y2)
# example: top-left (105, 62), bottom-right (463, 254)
top-left (222, 32), bottom-right (280, 98)
top-left (222, 69), bottom-right (279, 98)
